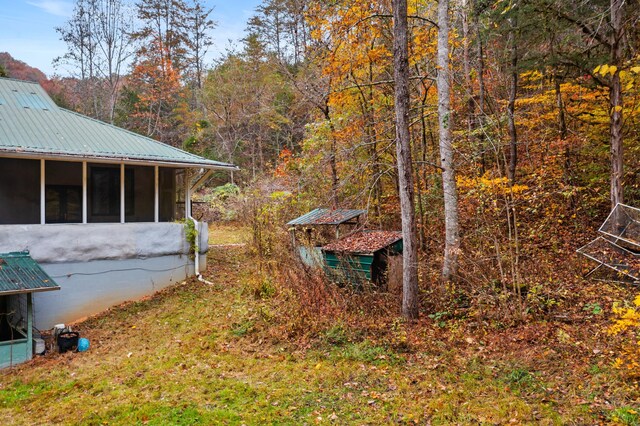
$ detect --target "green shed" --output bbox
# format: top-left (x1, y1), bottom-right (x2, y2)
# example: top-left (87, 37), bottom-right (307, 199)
top-left (0, 252), bottom-right (60, 368)
top-left (287, 208), bottom-right (367, 268)
top-left (321, 231), bottom-right (403, 286)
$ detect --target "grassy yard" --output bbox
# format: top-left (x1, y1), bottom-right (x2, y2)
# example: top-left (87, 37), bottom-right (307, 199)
top-left (0, 231), bottom-right (638, 425)
top-left (209, 224), bottom-right (249, 246)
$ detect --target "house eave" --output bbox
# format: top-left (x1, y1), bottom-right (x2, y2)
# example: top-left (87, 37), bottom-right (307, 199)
top-left (0, 286), bottom-right (60, 296)
top-left (0, 149), bottom-right (240, 171)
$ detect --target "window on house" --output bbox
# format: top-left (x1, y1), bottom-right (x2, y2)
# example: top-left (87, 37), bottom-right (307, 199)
top-left (159, 168), bottom-right (177, 222)
top-left (45, 161), bottom-right (82, 223)
top-left (125, 165), bottom-right (154, 222)
top-left (88, 165), bottom-right (133, 222)
top-left (0, 158), bottom-right (39, 224)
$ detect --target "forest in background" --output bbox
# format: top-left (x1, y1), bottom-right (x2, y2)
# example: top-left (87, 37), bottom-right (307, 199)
top-left (3, 2), bottom-right (640, 420)
top-left (2, 0), bottom-right (640, 324)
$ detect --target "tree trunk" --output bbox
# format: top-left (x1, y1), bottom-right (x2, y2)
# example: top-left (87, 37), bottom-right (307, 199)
top-left (322, 105), bottom-right (340, 208)
top-left (474, 10), bottom-right (487, 175)
top-left (392, 0), bottom-right (419, 319)
top-left (609, 0), bottom-right (624, 208)
top-left (461, 0), bottom-right (475, 147)
top-left (554, 75), bottom-right (567, 141)
top-left (506, 18), bottom-right (518, 184)
top-left (437, 0), bottom-right (460, 282)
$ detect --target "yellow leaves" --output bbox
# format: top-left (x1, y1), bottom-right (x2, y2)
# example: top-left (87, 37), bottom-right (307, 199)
top-left (457, 175), bottom-right (529, 195)
top-left (609, 300), bottom-right (640, 335)
top-left (594, 64), bottom-right (618, 76)
top-left (631, 66), bottom-right (640, 74)
top-left (609, 296), bottom-right (640, 378)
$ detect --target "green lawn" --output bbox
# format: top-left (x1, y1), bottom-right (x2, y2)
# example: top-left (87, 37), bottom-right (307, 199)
top-left (209, 224), bottom-right (249, 246)
top-left (0, 245), bottom-right (636, 425)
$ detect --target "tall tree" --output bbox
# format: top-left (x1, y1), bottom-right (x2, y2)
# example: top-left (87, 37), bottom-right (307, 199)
top-left (94, 0), bottom-right (134, 123)
top-left (56, 0), bottom-right (133, 122)
top-left (505, 14), bottom-right (518, 184)
top-left (55, 0), bottom-right (100, 116)
top-left (530, 0), bottom-right (640, 207)
top-left (134, 0), bottom-right (190, 73)
top-left (437, 0), bottom-right (460, 282)
top-left (392, 0), bottom-right (419, 319)
top-left (185, 0), bottom-right (215, 90)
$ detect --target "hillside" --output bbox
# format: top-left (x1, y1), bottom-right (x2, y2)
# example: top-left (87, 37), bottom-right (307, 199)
top-left (0, 229), bottom-right (637, 425)
top-left (0, 53), bottom-right (48, 83)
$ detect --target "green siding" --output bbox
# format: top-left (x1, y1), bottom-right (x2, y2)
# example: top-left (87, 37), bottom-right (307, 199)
top-left (0, 336), bottom-right (29, 369)
top-left (324, 252), bottom-right (374, 283)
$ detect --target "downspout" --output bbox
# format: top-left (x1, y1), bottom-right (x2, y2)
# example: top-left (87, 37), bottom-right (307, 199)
top-left (187, 166), bottom-right (240, 285)
top-left (187, 168), bottom-right (215, 285)
top-left (187, 215), bottom-right (214, 285)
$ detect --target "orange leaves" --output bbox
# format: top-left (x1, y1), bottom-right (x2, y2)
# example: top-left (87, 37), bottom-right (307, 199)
top-left (274, 148), bottom-right (297, 178)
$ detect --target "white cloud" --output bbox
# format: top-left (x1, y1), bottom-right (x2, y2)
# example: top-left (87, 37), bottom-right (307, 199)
top-left (27, 1), bottom-right (73, 18)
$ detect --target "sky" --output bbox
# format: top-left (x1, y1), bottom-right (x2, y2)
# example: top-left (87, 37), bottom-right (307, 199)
top-left (0, 0), bottom-right (262, 77)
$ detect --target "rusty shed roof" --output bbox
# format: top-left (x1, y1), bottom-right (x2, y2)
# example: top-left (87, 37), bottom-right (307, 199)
top-left (287, 208), bottom-right (366, 226)
top-left (0, 252), bottom-right (61, 295)
top-left (322, 231), bottom-right (403, 255)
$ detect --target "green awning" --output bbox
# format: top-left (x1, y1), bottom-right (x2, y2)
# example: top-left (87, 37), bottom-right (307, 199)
top-left (0, 252), bottom-right (60, 295)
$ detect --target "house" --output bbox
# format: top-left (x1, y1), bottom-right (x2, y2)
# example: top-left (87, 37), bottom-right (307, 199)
top-left (0, 77), bottom-right (237, 331)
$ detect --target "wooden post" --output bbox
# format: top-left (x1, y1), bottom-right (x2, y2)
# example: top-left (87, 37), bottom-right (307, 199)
top-left (82, 162), bottom-right (87, 224)
top-left (185, 169), bottom-right (192, 219)
top-left (40, 160), bottom-right (45, 224)
top-left (154, 166), bottom-right (159, 223)
top-left (120, 164), bottom-right (125, 224)
top-left (26, 293), bottom-right (33, 361)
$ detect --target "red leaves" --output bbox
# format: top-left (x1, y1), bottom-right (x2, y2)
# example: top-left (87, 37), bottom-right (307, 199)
top-left (322, 231), bottom-right (402, 254)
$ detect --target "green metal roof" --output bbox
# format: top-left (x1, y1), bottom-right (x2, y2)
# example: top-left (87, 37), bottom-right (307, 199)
top-left (287, 208), bottom-right (367, 226)
top-left (0, 78), bottom-right (237, 170)
top-left (0, 252), bottom-right (60, 295)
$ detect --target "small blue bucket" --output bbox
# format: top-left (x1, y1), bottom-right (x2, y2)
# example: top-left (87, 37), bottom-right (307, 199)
top-left (77, 337), bottom-right (90, 352)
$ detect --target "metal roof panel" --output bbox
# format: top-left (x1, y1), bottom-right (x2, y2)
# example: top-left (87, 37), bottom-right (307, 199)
top-left (0, 78), bottom-right (237, 170)
top-left (287, 208), bottom-right (367, 226)
top-left (0, 252), bottom-right (61, 295)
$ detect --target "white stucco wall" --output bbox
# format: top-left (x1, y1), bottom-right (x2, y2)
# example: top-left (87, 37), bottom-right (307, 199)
top-left (0, 222), bottom-right (209, 328)
top-left (0, 222), bottom-right (208, 263)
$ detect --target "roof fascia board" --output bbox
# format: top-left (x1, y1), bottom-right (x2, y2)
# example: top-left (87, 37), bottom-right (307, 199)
top-left (0, 151), bottom-right (239, 170)
top-left (0, 286), bottom-right (60, 296)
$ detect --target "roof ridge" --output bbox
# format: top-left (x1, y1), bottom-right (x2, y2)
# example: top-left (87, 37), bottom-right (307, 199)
top-left (0, 76), bottom-right (41, 85)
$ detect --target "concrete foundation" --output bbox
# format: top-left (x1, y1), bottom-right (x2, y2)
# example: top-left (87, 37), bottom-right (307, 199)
top-left (0, 222), bottom-right (209, 329)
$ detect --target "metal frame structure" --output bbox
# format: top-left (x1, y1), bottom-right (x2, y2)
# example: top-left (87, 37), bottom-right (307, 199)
top-left (578, 203), bottom-right (640, 284)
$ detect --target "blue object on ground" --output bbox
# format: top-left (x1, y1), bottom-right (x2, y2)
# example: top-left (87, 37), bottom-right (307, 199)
top-left (77, 337), bottom-right (90, 352)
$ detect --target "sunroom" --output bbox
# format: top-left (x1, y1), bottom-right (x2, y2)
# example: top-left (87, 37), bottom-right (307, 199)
top-left (0, 77), bottom-right (237, 329)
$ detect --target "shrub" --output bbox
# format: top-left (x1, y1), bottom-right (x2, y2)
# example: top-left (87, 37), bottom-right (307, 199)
top-left (609, 294), bottom-right (640, 379)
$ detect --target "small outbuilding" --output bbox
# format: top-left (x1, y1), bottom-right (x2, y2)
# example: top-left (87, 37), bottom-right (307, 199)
top-left (0, 252), bottom-right (60, 368)
top-left (321, 230), bottom-right (403, 287)
top-left (287, 208), bottom-right (366, 267)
